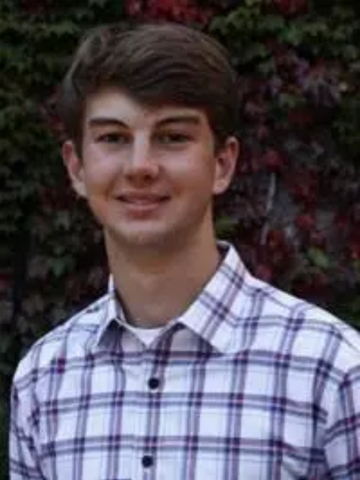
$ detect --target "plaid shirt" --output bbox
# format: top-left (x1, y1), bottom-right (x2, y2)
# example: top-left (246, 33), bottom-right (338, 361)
top-left (10, 243), bottom-right (360, 480)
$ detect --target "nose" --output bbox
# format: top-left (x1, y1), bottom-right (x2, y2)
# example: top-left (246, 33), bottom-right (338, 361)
top-left (123, 136), bottom-right (160, 181)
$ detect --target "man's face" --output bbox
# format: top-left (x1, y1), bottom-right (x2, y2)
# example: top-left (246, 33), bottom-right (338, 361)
top-left (63, 88), bottom-right (238, 254)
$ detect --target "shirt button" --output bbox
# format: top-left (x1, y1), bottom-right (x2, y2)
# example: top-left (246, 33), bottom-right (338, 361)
top-left (148, 377), bottom-right (160, 390)
top-left (142, 455), bottom-right (154, 468)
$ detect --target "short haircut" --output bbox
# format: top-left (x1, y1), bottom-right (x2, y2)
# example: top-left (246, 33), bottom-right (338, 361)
top-left (58, 22), bottom-right (240, 151)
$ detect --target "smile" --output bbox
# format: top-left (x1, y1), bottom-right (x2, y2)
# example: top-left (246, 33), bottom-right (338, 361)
top-left (121, 198), bottom-right (166, 205)
top-left (115, 195), bottom-right (169, 217)
top-left (118, 194), bottom-right (169, 204)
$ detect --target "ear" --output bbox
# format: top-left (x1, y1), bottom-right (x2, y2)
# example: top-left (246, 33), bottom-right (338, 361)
top-left (213, 136), bottom-right (239, 195)
top-left (62, 141), bottom-right (87, 198)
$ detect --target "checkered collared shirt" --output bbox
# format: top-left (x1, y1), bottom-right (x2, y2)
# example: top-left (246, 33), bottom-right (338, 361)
top-left (10, 243), bottom-right (360, 480)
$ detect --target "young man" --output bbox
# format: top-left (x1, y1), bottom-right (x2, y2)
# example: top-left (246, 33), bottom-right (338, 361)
top-left (10, 22), bottom-right (360, 480)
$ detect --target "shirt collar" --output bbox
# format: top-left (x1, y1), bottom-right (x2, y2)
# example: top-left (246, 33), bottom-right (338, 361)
top-left (174, 241), bottom-right (248, 353)
top-left (93, 242), bottom-right (250, 354)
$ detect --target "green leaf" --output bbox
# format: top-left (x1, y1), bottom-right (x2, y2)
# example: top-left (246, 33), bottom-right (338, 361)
top-left (215, 216), bottom-right (238, 236)
top-left (308, 248), bottom-right (331, 269)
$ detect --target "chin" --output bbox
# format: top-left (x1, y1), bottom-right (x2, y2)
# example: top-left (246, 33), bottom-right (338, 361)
top-left (108, 227), bottom-right (174, 250)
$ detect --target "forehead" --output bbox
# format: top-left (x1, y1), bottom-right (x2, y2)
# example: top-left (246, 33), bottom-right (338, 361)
top-left (83, 88), bottom-right (209, 127)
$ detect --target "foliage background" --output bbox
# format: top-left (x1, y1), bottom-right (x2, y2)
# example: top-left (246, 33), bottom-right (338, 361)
top-left (1, 0), bottom-right (359, 477)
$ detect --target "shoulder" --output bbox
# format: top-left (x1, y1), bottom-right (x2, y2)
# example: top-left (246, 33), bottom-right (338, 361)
top-left (12, 293), bottom-right (111, 388)
top-left (242, 272), bottom-right (360, 368)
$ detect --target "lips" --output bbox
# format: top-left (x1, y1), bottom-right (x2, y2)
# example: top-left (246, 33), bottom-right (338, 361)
top-left (118, 194), bottom-right (169, 204)
top-left (115, 193), bottom-right (169, 218)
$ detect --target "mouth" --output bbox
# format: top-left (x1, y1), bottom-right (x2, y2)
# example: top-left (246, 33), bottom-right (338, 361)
top-left (116, 194), bottom-right (170, 216)
top-left (117, 195), bottom-right (169, 205)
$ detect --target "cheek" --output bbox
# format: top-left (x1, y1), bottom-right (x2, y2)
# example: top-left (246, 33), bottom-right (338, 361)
top-left (170, 147), bottom-right (215, 182)
top-left (82, 151), bottom-right (120, 193)
top-left (177, 157), bottom-right (216, 193)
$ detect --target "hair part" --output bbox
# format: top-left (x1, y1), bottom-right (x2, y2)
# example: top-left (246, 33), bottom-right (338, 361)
top-left (58, 22), bottom-right (240, 153)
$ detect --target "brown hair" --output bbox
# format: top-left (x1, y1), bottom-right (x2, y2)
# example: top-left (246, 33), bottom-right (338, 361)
top-left (58, 22), bottom-right (239, 152)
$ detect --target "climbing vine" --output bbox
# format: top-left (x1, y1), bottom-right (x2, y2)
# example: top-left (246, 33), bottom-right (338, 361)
top-left (0, 4), bottom-right (359, 475)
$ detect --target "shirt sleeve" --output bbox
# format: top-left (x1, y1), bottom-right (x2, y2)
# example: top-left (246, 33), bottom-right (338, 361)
top-left (324, 366), bottom-right (360, 478)
top-left (9, 381), bottom-right (44, 480)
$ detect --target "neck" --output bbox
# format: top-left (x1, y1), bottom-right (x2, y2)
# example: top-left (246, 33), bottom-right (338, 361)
top-left (105, 233), bottom-right (221, 328)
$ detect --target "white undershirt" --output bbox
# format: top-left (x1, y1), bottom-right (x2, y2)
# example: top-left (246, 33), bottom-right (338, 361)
top-left (125, 323), bottom-right (164, 347)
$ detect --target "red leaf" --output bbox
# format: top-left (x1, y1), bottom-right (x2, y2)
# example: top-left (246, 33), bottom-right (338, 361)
top-left (288, 107), bottom-right (313, 128)
top-left (0, 274), bottom-right (11, 293)
top-left (266, 229), bottom-right (286, 250)
top-left (273, 0), bottom-right (307, 16)
top-left (350, 243), bottom-right (360, 261)
top-left (254, 264), bottom-right (273, 282)
top-left (296, 213), bottom-right (316, 232)
top-left (309, 230), bottom-right (326, 248)
top-left (262, 148), bottom-right (284, 172)
top-left (127, 0), bottom-right (214, 24)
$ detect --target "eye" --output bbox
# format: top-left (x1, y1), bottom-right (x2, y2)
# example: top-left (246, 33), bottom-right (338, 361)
top-left (157, 132), bottom-right (191, 145)
top-left (97, 132), bottom-right (130, 144)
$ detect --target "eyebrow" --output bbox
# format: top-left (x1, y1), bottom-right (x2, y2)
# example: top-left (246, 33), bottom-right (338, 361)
top-left (87, 114), bottom-right (202, 129)
top-left (157, 115), bottom-right (202, 127)
top-left (88, 118), bottom-right (126, 128)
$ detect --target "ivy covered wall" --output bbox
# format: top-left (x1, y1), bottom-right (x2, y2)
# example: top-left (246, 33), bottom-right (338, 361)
top-left (1, 0), bottom-right (359, 476)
